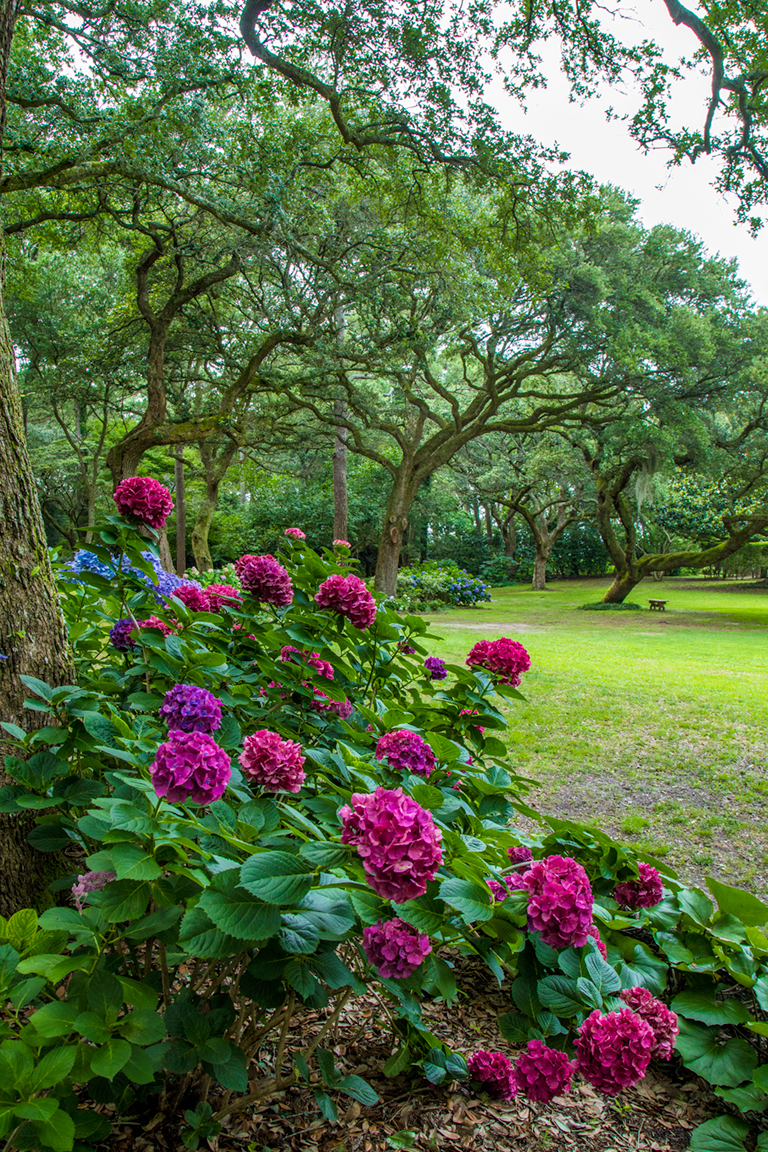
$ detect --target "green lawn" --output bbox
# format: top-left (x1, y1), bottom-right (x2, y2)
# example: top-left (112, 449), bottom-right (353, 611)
top-left (423, 576), bottom-right (768, 895)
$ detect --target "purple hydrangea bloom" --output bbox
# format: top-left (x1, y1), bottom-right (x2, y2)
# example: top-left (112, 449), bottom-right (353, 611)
top-left (521, 854), bottom-right (594, 949)
top-left (159, 684), bottom-right (223, 734)
top-left (375, 730), bottom-right (436, 777)
top-left (235, 554), bottom-right (293, 607)
top-left (150, 730), bottom-right (231, 804)
top-left (310, 690), bottom-right (353, 719)
top-left (613, 862), bottom-right (664, 909)
top-left (172, 584), bottom-right (211, 612)
top-left (467, 1051), bottom-right (516, 1101)
top-left (72, 870), bottom-right (116, 911)
top-left (239, 730), bottom-right (306, 792)
top-left (206, 583), bottom-right (242, 611)
top-left (362, 918), bottom-right (432, 978)
top-left (424, 657), bottom-right (447, 680)
top-left (619, 987), bottom-right (679, 1060)
top-left (511, 1040), bottom-right (575, 1103)
top-left (339, 787), bottom-right (442, 902)
top-left (109, 618), bottom-right (137, 651)
top-left (575, 1009), bottom-right (654, 1094)
top-left (507, 844), bottom-right (533, 867)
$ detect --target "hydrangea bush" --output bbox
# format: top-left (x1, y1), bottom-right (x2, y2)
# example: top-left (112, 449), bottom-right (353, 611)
top-left (395, 561), bottom-right (492, 610)
top-left (2, 491), bottom-right (767, 1152)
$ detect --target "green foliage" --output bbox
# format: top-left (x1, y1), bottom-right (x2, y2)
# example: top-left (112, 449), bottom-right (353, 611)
top-left (395, 562), bottom-right (491, 609)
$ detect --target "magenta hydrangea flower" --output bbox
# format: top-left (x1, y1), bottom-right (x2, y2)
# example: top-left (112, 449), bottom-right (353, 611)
top-left (375, 730), bottom-right (436, 778)
top-left (159, 684), bottom-right (222, 734)
top-left (466, 638), bottom-right (531, 686)
top-left (109, 618), bottom-right (137, 651)
top-left (613, 862), bottom-right (664, 909)
top-left (150, 730), bottom-right (231, 805)
top-left (280, 646), bottom-right (334, 680)
top-left (206, 583), bottom-right (243, 612)
top-left (620, 987), bottom-right (679, 1060)
top-left (284, 527), bottom-right (306, 539)
top-left (507, 844), bottom-right (533, 867)
top-left (521, 854), bottom-right (594, 949)
top-left (588, 923), bottom-right (608, 960)
top-left (511, 1040), bottom-right (575, 1103)
top-left (72, 870), bottom-right (116, 911)
top-left (575, 1009), bottom-right (654, 1094)
top-left (333, 539), bottom-right (351, 547)
top-left (424, 657), bottom-right (447, 681)
top-left (488, 878), bottom-right (512, 902)
top-left (339, 787), bottom-right (442, 902)
top-left (113, 476), bottom-right (174, 529)
top-left (239, 730), bottom-right (306, 792)
top-left (467, 1051), bottom-right (516, 1101)
top-left (362, 918), bottom-right (432, 979)
top-left (397, 641), bottom-right (417, 655)
top-left (310, 690), bottom-right (353, 719)
top-left (130, 615), bottom-right (173, 639)
top-left (172, 584), bottom-right (211, 612)
top-left (459, 708), bottom-right (485, 733)
top-left (314, 574), bottom-right (376, 630)
top-left (234, 554), bottom-right (293, 607)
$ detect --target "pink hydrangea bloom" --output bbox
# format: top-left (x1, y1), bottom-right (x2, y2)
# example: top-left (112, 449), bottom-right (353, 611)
top-left (310, 690), bottom-right (353, 719)
top-left (459, 708), bottom-right (485, 733)
top-left (333, 539), bottom-right (351, 547)
top-left (466, 638), bottom-right (531, 686)
top-left (362, 918), bottom-right (432, 979)
top-left (234, 554), bottom-right (293, 607)
top-left (507, 845), bottom-right (533, 867)
top-left (314, 574), bottom-right (376, 630)
top-left (467, 1051), bottom-right (516, 1101)
top-left (521, 855), bottom-right (594, 949)
top-left (339, 787), bottom-right (442, 902)
top-left (375, 730), bottom-right (436, 777)
top-left (130, 615), bottom-right (173, 639)
top-left (575, 1009), bottom-right (654, 1094)
top-left (588, 923), bottom-right (608, 960)
top-left (150, 730), bottom-right (231, 805)
top-left (488, 879), bottom-right (511, 902)
top-left (284, 527), bottom-right (306, 539)
top-left (613, 862), bottom-right (664, 909)
top-left (397, 641), bottom-right (417, 655)
top-left (72, 870), bottom-right (116, 911)
top-left (280, 646), bottom-right (334, 680)
top-left (511, 1040), bottom-right (575, 1103)
top-left (239, 729), bottom-right (306, 792)
top-left (206, 583), bottom-right (242, 612)
top-left (113, 476), bottom-right (174, 529)
top-left (172, 584), bottom-right (211, 612)
top-left (620, 987), bottom-right (679, 1060)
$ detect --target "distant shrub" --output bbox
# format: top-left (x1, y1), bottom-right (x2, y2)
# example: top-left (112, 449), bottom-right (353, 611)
top-left (578, 602), bottom-right (642, 611)
top-left (395, 561), bottom-right (492, 609)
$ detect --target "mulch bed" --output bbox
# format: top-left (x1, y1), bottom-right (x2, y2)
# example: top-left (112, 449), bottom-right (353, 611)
top-left (100, 956), bottom-right (717, 1152)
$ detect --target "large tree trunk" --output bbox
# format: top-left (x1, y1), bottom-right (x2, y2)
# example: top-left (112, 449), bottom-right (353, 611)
top-left (0, 0), bottom-right (75, 914)
top-left (333, 399), bottom-right (348, 542)
top-left (374, 469), bottom-right (419, 597)
top-left (175, 447), bottom-right (186, 576)
top-left (191, 439), bottom-right (237, 571)
top-left (532, 550), bottom-right (551, 591)
top-left (191, 497), bottom-right (216, 571)
top-left (602, 572), bottom-right (642, 603)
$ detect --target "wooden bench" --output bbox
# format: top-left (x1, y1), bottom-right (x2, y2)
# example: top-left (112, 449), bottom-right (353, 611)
top-left (648, 599), bottom-right (667, 611)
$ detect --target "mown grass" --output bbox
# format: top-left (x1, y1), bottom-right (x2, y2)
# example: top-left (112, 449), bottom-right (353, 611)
top-left (422, 575), bottom-right (768, 895)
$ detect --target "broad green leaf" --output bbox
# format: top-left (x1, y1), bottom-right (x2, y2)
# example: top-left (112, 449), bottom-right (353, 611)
top-left (383, 1045), bottom-right (412, 1077)
top-left (706, 876), bottom-right (768, 927)
top-left (238, 852), bottom-right (313, 905)
top-left (178, 908), bottom-right (240, 959)
top-left (31, 1045), bottom-right (77, 1090)
top-left (671, 990), bottom-right (749, 1026)
top-left (337, 1074), bottom-right (379, 1105)
top-left (37, 1110), bottom-right (75, 1152)
top-left (28, 1001), bottom-right (78, 1039)
top-left (510, 975), bottom-right (541, 1017)
top-left (585, 952), bottom-right (621, 996)
top-left (14, 1098), bottom-right (59, 1123)
top-left (498, 1011), bottom-right (533, 1043)
top-left (110, 843), bottom-right (162, 882)
top-left (675, 1020), bottom-right (757, 1086)
top-left (96, 880), bottom-right (151, 923)
top-left (199, 872), bottom-right (280, 942)
top-left (689, 1116), bottom-right (749, 1151)
top-left (392, 897), bottom-right (445, 934)
top-left (678, 889), bottom-right (714, 926)
top-left (279, 914), bottom-right (320, 955)
top-left (538, 975), bottom-right (583, 1017)
top-left (5, 909), bottom-right (38, 952)
top-left (90, 1037), bottom-right (132, 1080)
top-left (716, 1082), bottom-right (768, 1113)
top-left (438, 878), bottom-right (493, 922)
top-left (299, 841), bottom-right (350, 868)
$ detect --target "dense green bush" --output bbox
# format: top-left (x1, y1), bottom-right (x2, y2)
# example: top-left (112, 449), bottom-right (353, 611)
top-left (2, 499), bottom-right (768, 1152)
top-left (394, 561), bottom-right (492, 610)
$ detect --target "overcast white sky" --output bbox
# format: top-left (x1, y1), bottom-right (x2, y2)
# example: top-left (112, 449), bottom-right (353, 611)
top-left (489, 1), bottom-right (767, 305)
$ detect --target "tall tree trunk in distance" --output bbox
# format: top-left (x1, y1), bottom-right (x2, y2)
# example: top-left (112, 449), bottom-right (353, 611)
top-left (191, 439), bottom-right (238, 571)
top-left (333, 398), bottom-right (348, 543)
top-left (175, 447), bottom-right (186, 576)
top-left (374, 468), bottom-right (419, 596)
